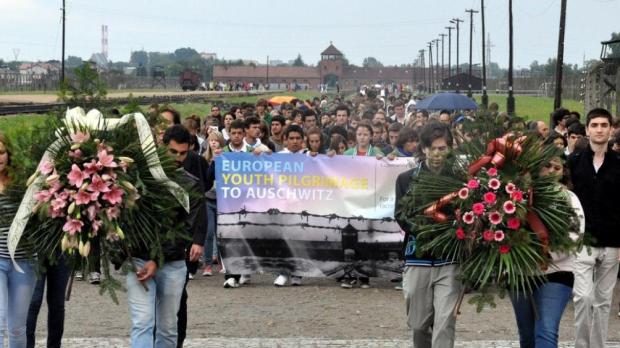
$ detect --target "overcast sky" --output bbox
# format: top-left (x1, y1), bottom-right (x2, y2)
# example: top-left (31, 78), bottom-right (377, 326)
top-left (1, 0), bottom-right (619, 69)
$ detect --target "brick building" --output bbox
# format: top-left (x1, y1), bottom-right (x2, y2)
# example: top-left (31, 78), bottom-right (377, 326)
top-left (213, 43), bottom-right (426, 90)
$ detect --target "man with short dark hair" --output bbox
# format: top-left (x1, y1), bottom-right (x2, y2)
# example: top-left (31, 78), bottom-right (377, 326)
top-left (392, 128), bottom-right (419, 158)
top-left (125, 125), bottom-right (205, 348)
top-left (371, 122), bottom-right (388, 149)
top-left (568, 108), bottom-right (620, 348)
top-left (270, 116), bottom-right (286, 152)
top-left (566, 123), bottom-right (586, 156)
top-left (243, 117), bottom-right (271, 153)
top-left (302, 110), bottom-right (318, 130)
top-left (395, 122), bottom-right (460, 348)
top-left (438, 110), bottom-right (451, 125)
top-left (552, 107), bottom-right (571, 136)
top-left (334, 105), bottom-right (350, 129)
top-left (390, 101), bottom-right (407, 124)
top-left (208, 105), bottom-right (222, 129)
top-left (383, 122), bottom-right (403, 154)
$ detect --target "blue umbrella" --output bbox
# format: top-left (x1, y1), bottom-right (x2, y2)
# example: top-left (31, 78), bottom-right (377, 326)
top-left (415, 92), bottom-right (478, 111)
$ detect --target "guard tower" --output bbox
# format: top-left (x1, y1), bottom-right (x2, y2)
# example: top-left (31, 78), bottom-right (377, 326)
top-left (319, 42), bottom-right (344, 88)
top-left (151, 65), bottom-right (166, 88)
top-left (584, 38), bottom-right (620, 113)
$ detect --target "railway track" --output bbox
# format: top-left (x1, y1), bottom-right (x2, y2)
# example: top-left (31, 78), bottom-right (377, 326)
top-left (0, 90), bottom-right (283, 116)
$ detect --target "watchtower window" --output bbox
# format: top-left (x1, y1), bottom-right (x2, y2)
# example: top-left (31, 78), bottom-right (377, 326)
top-left (601, 39), bottom-right (620, 62)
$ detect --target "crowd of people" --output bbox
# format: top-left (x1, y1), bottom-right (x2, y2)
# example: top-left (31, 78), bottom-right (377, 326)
top-left (1, 88), bottom-right (620, 347)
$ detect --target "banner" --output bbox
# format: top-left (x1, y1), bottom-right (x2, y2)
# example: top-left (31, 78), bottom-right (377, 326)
top-left (215, 153), bottom-right (415, 278)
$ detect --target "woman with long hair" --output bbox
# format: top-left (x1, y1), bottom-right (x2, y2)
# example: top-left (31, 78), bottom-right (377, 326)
top-left (0, 132), bottom-right (37, 348)
top-left (201, 131), bottom-right (226, 276)
top-left (343, 123), bottom-right (384, 157)
top-left (305, 127), bottom-right (326, 155)
top-left (509, 155), bottom-right (584, 348)
top-left (221, 112), bottom-right (235, 142)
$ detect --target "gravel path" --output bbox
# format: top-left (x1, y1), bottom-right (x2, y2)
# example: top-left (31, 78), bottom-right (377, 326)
top-left (28, 272), bottom-right (620, 346)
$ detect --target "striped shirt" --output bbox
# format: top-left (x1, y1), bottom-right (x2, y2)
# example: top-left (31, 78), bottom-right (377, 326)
top-left (0, 194), bottom-right (29, 259)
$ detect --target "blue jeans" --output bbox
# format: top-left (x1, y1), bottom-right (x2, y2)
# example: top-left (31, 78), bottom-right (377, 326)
top-left (0, 258), bottom-right (37, 348)
top-left (203, 200), bottom-right (218, 265)
top-left (126, 258), bottom-right (186, 348)
top-left (509, 282), bottom-right (572, 348)
top-left (26, 256), bottom-right (71, 348)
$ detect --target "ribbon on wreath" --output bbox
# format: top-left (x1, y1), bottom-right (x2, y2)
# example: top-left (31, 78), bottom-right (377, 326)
top-left (467, 134), bottom-right (524, 176)
top-left (7, 107), bottom-right (189, 272)
top-left (526, 187), bottom-right (550, 256)
top-left (423, 192), bottom-right (458, 223)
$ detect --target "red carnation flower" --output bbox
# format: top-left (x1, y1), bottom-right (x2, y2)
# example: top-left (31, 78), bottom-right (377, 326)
top-left (472, 202), bottom-right (485, 216)
top-left (455, 228), bottom-right (466, 240)
top-left (462, 211), bottom-right (475, 225)
top-left (507, 217), bottom-right (521, 230)
top-left (467, 179), bottom-right (480, 190)
top-left (487, 167), bottom-right (498, 176)
top-left (483, 229), bottom-right (494, 241)
top-left (484, 192), bottom-right (497, 205)
top-left (511, 190), bottom-right (524, 203)
top-left (499, 245), bottom-right (511, 254)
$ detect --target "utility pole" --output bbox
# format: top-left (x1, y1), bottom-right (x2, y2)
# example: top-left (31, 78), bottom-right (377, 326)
top-left (440, 33), bottom-right (447, 85)
top-left (445, 26), bottom-right (454, 79)
top-left (481, 0), bottom-right (488, 108)
top-left (507, 0), bottom-right (515, 115)
top-left (435, 39), bottom-right (440, 91)
top-left (451, 18), bottom-right (464, 92)
top-left (61, 0), bottom-right (66, 86)
top-left (466, 9), bottom-right (478, 98)
top-left (428, 42), bottom-right (434, 93)
top-left (553, 0), bottom-right (567, 110)
top-left (420, 49), bottom-right (426, 92)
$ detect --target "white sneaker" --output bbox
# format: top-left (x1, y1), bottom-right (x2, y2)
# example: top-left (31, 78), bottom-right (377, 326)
top-left (223, 278), bottom-right (239, 288)
top-left (341, 279), bottom-right (357, 289)
top-left (75, 271), bottom-right (84, 281)
top-left (188, 273), bottom-right (194, 280)
top-left (239, 274), bottom-right (251, 285)
top-left (88, 272), bottom-right (100, 284)
top-left (274, 274), bottom-right (288, 287)
top-left (290, 276), bottom-right (302, 286)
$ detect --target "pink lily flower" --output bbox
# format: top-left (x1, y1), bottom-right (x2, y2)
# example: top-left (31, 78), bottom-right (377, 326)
top-left (70, 131), bottom-right (90, 144)
top-left (102, 185), bottom-right (124, 205)
top-left (106, 206), bottom-right (120, 220)
top-left (67, 164), bottom-right (88, 188)
top-left (62, 218), bottom-right (84, 235)
top-left (83, 160), bottom-right (102, 176)
top-left (97, 150), bottom-right (118, 168)
top-left (75, 190), bottom-right (92, 205)
top-left (88, 174), bottom-right (111, 194)
top-left (34, 190), bottom-right (53, 203)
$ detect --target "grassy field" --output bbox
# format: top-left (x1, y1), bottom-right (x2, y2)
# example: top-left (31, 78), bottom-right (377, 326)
top-left (0, 90), bottom-right (320, 140)
top-left (474, 94), bottom-right (584, 122)
top-left (0, 93), bottom-right (587, 141)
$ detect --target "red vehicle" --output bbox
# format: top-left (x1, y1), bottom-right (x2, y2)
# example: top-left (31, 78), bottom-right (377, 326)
top-left (179, 69), bottom-right (205, 91)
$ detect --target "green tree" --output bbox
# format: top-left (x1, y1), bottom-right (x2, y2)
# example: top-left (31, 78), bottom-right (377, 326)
top-left (148, 52), bottom-right (174, 69)
top-left (292, 54), bottom-right (306, 67)
top-left (362, 57), bottom-right (383, 68)
top-left (58, 62), bottom-right (107, 108)
top-left (165, 62), bottom-right (185, 77)
top-left (130, 50), bottom-right (148, 66)
top-left (66, 55), bottom-right (83, 68)
top-left (174, 47), bottom-right (200, 62)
